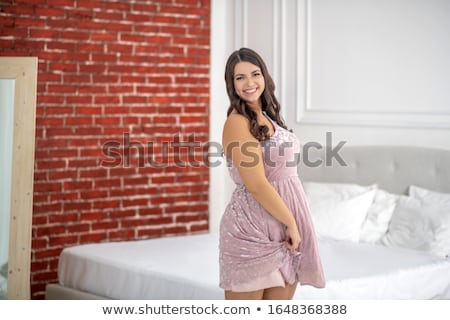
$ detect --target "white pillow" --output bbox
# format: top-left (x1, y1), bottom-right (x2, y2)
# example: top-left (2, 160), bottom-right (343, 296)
top-left (303, 182), bottom-right (376, 242)
top-left (303, 182), bottom-right (377, 202)
top-left (359, 189), bottom-right (399, 243)
top-left (409, 185), bottom-right (450, 206)
top-left (380, 196), bottom-right (450, 258)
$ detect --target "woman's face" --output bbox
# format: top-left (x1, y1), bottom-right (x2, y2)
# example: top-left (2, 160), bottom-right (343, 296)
top-left (233, 61), bottom-right (265, 108)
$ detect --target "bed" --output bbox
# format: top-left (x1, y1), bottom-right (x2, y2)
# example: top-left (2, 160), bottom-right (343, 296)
top-left (45, 145), bottom-right (450, 300)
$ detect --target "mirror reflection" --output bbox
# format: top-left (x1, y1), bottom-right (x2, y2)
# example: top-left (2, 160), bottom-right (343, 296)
top-left (0, 79), bottom-right (15, 299)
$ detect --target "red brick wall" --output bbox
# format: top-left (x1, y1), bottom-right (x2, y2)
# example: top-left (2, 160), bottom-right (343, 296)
top-left (0, 0), bottom-right (210, 299)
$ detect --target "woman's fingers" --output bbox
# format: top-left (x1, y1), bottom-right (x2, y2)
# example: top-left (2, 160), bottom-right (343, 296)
top-left (285, 226), bottom-right (301, 250)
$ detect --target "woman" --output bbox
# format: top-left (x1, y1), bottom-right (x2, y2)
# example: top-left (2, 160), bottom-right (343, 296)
top-left (219, 48), bottom-right (325, 300)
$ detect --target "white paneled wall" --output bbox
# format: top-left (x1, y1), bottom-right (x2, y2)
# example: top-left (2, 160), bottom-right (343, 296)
top-left (300, 0), bottom-right (450, 128)
top-left (209, 0), bottom-right (450, 231)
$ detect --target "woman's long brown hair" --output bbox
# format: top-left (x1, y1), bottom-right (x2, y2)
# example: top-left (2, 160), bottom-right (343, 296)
top-left (224, 47), bottom-right (289, 141)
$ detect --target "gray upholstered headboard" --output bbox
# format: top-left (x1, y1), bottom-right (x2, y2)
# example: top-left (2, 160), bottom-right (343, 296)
top-left (298, 145), bottom-right (450, 195)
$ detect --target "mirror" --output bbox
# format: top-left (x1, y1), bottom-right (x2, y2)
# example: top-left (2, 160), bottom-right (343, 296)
top-left (0, 79), bottom-right (15, 299)
top-left (0, 57), bottom-right (37, 299)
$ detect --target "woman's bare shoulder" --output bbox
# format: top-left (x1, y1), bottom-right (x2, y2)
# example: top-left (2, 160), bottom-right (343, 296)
top-left (224, 112), bottom-right (249, 131)
top-left (222, 112), bottom-right (255, 147)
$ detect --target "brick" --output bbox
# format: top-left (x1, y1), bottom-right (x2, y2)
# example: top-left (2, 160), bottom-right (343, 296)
top-left (93, 200), bottom-right (121, 209)
top-left (94, 178), bottom-right (121, 188)
top-left (138, 228), bottom-right (162, 238)
top-left (125, 13), bottom-right (151, 22)
top-left (174, 0), bottom-right (202, 5)
top-left (35, 7), bottom-right (66, 17)
top-left (46, 106), bottom-right (73, 115)
top-left (79, 169), bottom-right (108, 179)
top-left (161, 26), bottom-right (187, 35)
top-left (33, 203), bottom-right (63, 214)
top-left (79, 85), bottom-right (107, 94)
top-left (163, 226), bottom-right (188, 235)
top-left (147, 35), bottom-right (172, 44)
top-left (107, 44), bottom-right (133, 54)
top-left (92, 221), bottom-right (119, 230)
top-left (109, 229), bottom-right (136, 240)
top-left (77, 42), bottom-right (103, 52)
top-left (36, 117), bottom-right (64, 126)
top-left (134, 25), bottom-right (159, 33)
top-left (30, 28), bottom-right (61, 39)
top-left (48, 213), bottom-right (78, 224)
top-left (65, 117), bottom-right (93, 125)
top-left (63, 201), bottom-right (91, 211)
top-left (191, 224), bottom-right (209, 232)
top-left (176, 214), bottom-right (208, 223)
top-left (122, 198), bottom-right (149, 208)
top-left (63, 74), bottom-right (91, 84)
top-left (48, 84), bottom-right (78, 93)
top-left (107, 22), bottom-right (134, 32)
top-left (75, 127), bottom-right (102, 135)
top-left (95, 117), bottom-right (121, 125)
top-left (36, 160), bottom-right (67, 170)
top-left (91, 33), bottom-right (118, 41)
top-left (110, 210), bottom-right (136, 219)
top-left (49, 0), bottom-right (75, 6)
top-left (91, 53), bottom-right (117, 62)
top-left (107, 1), bottom-right (130, 11)
top-left (94, 11), bottom-right (123, 21)
top-left (138, 207), bottom-right (163, 216)
top-left (67, 224), bottom-right (90, 234)
top-left (77, 20), bottom-right (106, 30)
top-left (76, 0), bottom-right (104, 9)
top-left (49, 191), bottom-right (78, 201)
top-left (76, 148), bottom-right (102, 158)
top-left (36, 226), bottom-right (66, 237)
top-left (123, 96), bottom-right (147, 104)
top-left (64, 180), bottom-right (92, 190)
top-left (14, 17), bottom-right (45, 27)
top-left (33, 271), bottom-right (58, 282)
top-left (80, 212), bottom-right (105, 221)
top-left (47, 42), bottom-right (77, 51)
top-left (119, 33), bottom-right (147, 43)
top-left (68, 159), bottom-right (98, 167)
top-left (79, 233), bottom-right (108, 243)
top-left (1, 5), bottom-right (34, 16)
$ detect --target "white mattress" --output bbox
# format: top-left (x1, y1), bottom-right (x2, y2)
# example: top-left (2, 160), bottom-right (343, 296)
top-left (58, 232), bottom-right (450, 300)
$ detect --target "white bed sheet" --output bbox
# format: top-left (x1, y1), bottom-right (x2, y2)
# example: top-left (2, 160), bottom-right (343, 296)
top-left (58, 232), bottom-right (450, 300)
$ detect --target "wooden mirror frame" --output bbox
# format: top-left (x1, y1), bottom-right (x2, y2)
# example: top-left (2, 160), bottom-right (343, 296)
top-left (0, 57), bottom-right (37, 299)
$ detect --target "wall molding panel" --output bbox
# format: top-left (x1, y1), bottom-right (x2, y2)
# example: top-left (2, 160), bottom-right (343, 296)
top-left (227, 0), bottom-right (450, 129)
top-left (294, 0), bottom-right (450, 128)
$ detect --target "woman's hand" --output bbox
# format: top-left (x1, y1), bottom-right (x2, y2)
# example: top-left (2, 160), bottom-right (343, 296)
top-left (285, 224), bottom-right (301, 250)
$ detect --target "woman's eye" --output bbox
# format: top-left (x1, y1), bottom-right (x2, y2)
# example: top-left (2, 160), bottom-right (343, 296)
top-left (253, 73), bottom-right (261, 77)
top-left (235, 76), bottom-right (243, 80)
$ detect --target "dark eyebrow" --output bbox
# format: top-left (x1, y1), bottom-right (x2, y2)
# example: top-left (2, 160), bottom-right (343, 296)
top-left (234, 69), bottom-right (261, 78)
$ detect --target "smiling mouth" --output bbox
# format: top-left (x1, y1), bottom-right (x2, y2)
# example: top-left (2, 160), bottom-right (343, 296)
top-left (243, 87), bottom-right (258, 94)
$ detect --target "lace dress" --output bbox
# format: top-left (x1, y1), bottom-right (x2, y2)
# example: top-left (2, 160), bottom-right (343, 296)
top-left (219, 118), bottom-right (325, 291)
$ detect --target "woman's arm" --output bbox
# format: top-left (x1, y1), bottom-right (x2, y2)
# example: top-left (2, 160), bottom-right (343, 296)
top-left (222, 114), bottom-right (301, 249)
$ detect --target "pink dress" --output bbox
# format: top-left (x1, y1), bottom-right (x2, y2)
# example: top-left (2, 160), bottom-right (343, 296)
top-left (219, 118), bottom-right (325, 291)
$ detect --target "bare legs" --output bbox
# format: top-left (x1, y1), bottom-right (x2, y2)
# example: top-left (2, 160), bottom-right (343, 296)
top-left (225, 289), bottom-right (264, 300)
top-left (225, 282), bottom-right (298, 300)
